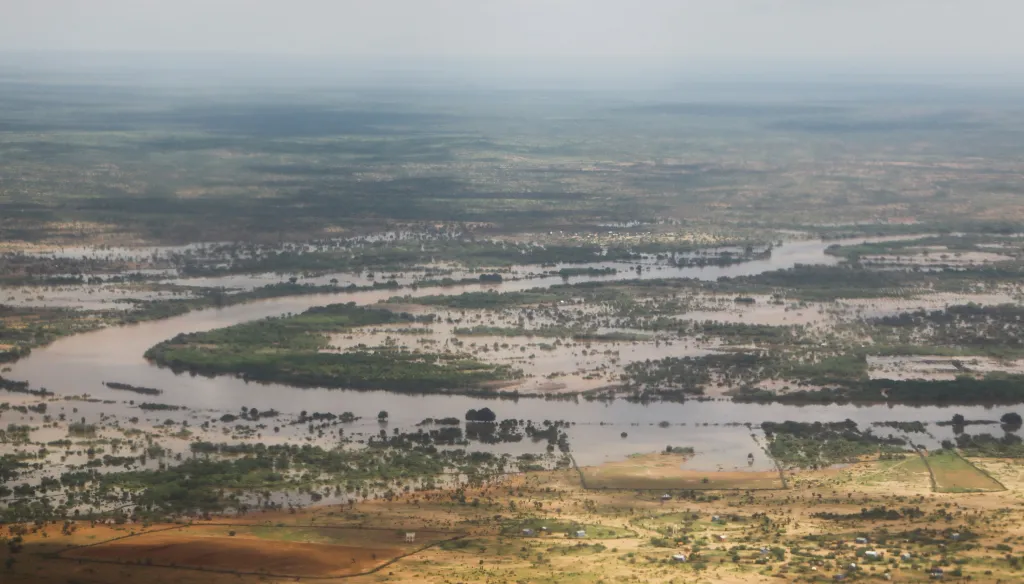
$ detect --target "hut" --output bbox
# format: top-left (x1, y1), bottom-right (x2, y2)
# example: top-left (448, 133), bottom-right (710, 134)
top-left (405, 532), bottom-right (416, 543)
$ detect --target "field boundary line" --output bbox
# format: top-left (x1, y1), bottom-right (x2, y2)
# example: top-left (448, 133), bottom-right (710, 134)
top-left (751, 431), bottom-right (788, 489)
top-left (570, 453), bottom-right (788, 492)
top-left (910, 442), bottom-right (939, 492)
top-left (52, 522), bottom-right (466, 580)
top-left (51, 524), bottom-right (188, 556)
top-left (952, 450), bottom-right (1007, 492)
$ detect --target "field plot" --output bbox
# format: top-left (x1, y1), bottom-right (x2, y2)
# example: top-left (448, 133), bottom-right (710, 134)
top-left (579, 452), bottom-right (785, 490)
top-left (60, 524), bottom-right (457, 578)
top-left (927, 450), bottom-right (1005, 493)
top-left (852, 455), bottom-right (933, 491)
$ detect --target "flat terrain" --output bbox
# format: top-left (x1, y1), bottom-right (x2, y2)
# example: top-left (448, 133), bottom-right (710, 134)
top-left (927, 450), bottom-right (1006, 493)
top-left (7, 69), bottom-right (1024, 584)
top-left (580, 452), bottom-right (785, 490)
top-left (58, 524), bottom-right (452, 578)
top-left (7, 462), bottom-right (1024, 583)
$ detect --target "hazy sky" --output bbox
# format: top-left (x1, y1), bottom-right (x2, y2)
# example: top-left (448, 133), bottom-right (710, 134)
top-left (3, 1), bottom-right (1022, 74)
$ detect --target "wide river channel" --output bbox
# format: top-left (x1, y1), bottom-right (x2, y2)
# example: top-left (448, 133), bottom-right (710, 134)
top-left (6, 236), bottom-right (1013, 467)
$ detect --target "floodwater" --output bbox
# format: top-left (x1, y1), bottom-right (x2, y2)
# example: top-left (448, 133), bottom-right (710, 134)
top-left (7, 235), bottom-right (1020, 467)
top-left (323, 312), bottom-right (717, 393)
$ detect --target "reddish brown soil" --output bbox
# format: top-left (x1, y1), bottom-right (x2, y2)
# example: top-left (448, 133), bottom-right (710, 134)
top-left (63, 532), bottom-right (399, 577)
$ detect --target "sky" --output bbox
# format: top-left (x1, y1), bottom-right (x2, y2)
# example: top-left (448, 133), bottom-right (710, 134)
top-left (2, 1), bottom-right (1023, 79)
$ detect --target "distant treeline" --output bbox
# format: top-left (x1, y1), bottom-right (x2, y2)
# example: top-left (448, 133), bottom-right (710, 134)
top-left (104, 381), bottom-right (162, 396)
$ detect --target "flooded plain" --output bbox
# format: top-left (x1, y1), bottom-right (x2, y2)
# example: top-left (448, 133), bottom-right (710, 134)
top-left (4, 235), bottom-right (1022, 481)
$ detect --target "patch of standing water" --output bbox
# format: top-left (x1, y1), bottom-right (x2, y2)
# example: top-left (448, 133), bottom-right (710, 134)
top-left (9, 234), bottom-right (1011, 467)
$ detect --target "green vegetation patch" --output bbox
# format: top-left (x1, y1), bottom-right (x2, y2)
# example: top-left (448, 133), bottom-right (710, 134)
top-left (145, 302), bottom-right (517, 392)
top-left (927, 450), bottom-right (1005, 493)
top-left (762, 420), bottom-right (911, 470)
top-left (825, 234), bottom-right (1022, 261)
top-left (870, 304), bottom-right (1024, 359)
top-left (955, 431), bottom-right (1024, 458)
top-left (707, 263), bottom-right (1024, 301)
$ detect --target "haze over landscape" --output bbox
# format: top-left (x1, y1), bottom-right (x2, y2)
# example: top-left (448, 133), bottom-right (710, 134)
top-left (4, 2), bottom-right (1024, 583)
top-left (5, 0), bottom-right (1024, 81)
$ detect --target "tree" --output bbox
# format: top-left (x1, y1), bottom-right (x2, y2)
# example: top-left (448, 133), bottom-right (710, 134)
top-left (466, 407), bottom-right (496, 422)
top-left (951, 413), bottom-right (966, 435)
top-left (377, 411), bottom-right (389, 422)
top-left (1001, 412), bottom-right (1023, 431)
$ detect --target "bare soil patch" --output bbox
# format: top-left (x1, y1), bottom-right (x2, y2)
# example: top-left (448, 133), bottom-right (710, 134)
top-left (580, 452), bottom-right (784, 490)
top-left (61, 524), bottom-right (450, 578)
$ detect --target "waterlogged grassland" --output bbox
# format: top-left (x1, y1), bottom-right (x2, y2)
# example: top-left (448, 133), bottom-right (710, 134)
top-left (130, 264), bottom-right (1024, 403)
top-left (0, 306), bottom-right (110, 363)
top-left (763, 421), bottom-right (913, 470)
top-left (144, 302), bottom-right (518, 392)
top-left (323, 304), bottom-right (710, 394)
top-left (825, 234), bottom-right (1024, 265)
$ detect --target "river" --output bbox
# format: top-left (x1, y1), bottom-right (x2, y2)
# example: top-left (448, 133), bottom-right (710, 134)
top-left (5, 235), bottom-right (1012, 467)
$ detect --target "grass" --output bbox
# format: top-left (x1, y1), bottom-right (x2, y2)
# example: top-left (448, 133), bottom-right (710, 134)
top-left (638, 511), bottom-right (751, 533)
top-left (500, 519), bottom-right (633, 539)
top-left (144, 303), bottom-right (518, 393)
top-left (927, 450), bottom-right (1005, 493)
top-left (855, 455), bottom-right (931, 488)
top-left (579, 453), bottom-right (785, 491)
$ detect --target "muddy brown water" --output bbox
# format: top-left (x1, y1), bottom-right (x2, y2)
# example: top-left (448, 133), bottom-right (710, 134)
top-left (6, 236), bottom-right (1017, 466)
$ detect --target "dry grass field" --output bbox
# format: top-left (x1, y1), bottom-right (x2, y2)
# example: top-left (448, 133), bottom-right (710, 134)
top-left (580, 452), bottom-right (785, 490)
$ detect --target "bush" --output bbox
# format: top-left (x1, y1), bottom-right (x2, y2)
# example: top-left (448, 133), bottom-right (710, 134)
top-left (466, 407), bottom-right (496, 422)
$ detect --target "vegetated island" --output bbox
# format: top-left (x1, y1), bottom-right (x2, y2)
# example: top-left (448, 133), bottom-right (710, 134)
top-left (103, 381), bottom-right (163, 396)
top-left (144, 302), bottom-right (520, 393)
